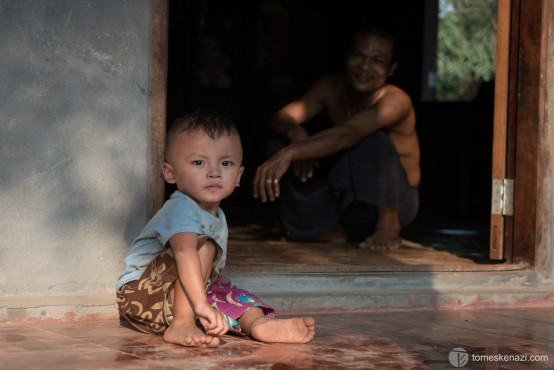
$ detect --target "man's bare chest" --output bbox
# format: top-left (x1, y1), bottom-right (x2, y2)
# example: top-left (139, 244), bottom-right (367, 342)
top-left (325, 100), bottom-right (349, 126)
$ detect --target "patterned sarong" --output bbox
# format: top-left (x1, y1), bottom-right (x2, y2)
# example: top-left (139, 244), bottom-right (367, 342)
top-left (117, 239), bottom-right (273, 335)
top-left (206, 275), bottom-right (274, 332)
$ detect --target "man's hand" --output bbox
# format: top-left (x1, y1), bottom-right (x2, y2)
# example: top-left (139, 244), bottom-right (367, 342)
top-left (288, 128), bottom-right (320, 182)
top-left (293, 158), bottom-right (320, 182)
top-left (195, 302), bottom-right (228, 336)
top-left (253, 147), bottom-right (293, 202)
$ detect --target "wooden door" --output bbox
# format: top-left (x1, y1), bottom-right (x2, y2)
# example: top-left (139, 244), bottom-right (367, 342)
top-left (489, 0), bottom-right (512, 260)
top-left (490, 0), bottom-right (547, 265)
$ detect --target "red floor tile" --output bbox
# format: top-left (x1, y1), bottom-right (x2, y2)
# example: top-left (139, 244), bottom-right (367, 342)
top-left (0, 308), bottom-right (552, 369)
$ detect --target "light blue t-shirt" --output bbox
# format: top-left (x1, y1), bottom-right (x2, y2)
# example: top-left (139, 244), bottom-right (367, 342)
top-left (116, 191), bottom-right (228, 291)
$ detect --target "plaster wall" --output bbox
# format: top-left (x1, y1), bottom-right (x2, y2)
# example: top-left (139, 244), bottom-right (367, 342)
top-left (0, 1), bottom-right (151, 298)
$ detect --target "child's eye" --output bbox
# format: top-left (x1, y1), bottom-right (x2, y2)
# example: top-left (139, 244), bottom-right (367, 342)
top-left (192, 160), bottom-right (204, 165)
top-left (222, 161), bottom-right (232, 166)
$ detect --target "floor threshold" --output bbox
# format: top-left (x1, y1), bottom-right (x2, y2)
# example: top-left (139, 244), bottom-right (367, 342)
top-left (226, 262), bottom-right (529, 274)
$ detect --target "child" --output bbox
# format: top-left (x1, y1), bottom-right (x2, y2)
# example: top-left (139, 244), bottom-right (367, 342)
top-left (116, 110), bottom-right (315, 347)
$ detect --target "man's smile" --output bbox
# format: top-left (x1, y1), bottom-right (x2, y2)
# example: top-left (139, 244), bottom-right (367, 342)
top-left (353, 72), bottom-right (372, 83)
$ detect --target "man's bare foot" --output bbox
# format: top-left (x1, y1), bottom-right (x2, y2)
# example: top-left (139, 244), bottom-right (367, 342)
top-left (250, 317), bottom-right (316, 343)
top-left (163, 321), bottom-right (220, 347)
top-left (358, 228), bottom-right (402, 250)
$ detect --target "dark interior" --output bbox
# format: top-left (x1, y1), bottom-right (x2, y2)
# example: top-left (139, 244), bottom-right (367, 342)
top-left (166, 0), bottom-right (493, 257)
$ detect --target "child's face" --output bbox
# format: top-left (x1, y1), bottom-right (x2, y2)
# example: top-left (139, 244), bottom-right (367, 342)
top-left (345, 33), bottom-right (398, 94)
top-left (163, 129), bottom-right (244, 215)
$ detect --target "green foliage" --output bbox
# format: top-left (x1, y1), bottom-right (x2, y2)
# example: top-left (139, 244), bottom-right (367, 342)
top-left (437, 0), bottom-right (497, 100)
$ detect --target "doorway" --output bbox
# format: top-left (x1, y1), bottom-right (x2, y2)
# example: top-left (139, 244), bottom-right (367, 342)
top-left (152, 0), bottom-right (544, 272)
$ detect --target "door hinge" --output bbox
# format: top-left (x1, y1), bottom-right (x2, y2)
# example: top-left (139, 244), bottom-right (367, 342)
top-left (491, 178), bottom-right (514, 216)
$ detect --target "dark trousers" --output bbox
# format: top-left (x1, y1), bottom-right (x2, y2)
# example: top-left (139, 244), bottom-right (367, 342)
top-left (268, 130), bottom-right (419, 241)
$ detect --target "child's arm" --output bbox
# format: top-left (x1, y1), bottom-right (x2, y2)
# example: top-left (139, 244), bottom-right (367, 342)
top-left (169, 232), bottom-right (227, 336)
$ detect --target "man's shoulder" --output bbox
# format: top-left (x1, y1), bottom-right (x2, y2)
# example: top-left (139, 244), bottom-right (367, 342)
top-left (381, 84), bottom-right (413, 107)
top-left (307, 74), bottom-right (344, 102)
top-left (383, 84), bottom-right (409, 96)
top-left (314, 74), bottom-right (344, 88)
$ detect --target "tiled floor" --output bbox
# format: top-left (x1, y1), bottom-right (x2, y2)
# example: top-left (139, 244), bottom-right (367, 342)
top-left (1, 308), bottom-right (553, 369)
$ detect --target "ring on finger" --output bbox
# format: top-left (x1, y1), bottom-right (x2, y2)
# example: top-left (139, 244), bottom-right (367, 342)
top-left (265, 179), bottom-right (272, 184)
top-left (273, 179), bottom-right (279, 184)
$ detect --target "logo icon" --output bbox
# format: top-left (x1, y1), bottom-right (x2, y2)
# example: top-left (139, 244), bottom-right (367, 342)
top-left (449, 347), bottom-right (468, 367)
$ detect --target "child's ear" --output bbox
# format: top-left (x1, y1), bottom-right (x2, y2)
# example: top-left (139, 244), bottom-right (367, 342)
top-left (162, 162), bottom-right (176, 184)
top-left (235, 166), bottom-right (245, 187)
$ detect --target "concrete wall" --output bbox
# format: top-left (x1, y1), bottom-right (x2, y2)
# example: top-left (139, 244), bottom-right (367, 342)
top-left (0, 0), bottom-right (151, 307)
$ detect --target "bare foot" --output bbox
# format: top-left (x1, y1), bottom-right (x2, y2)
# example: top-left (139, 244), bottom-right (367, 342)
top-left (358, 228), bottom-right (402, 250)
top-left (250, 317), bottom-right (315, 343)
top-left (163, 321), bottom-right (220, 347)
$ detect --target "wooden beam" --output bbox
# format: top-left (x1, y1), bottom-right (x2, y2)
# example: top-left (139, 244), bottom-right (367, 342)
top-left (512, 0), bottom-right (543, 265)
top-left (490, 0), bottom-right (512, 260)
top-left (149, 0), bottom-right (169, 218)
top-left (502, 0), bottom-right (522, 263)
top-left (535, 0), bottom-right (553, 276)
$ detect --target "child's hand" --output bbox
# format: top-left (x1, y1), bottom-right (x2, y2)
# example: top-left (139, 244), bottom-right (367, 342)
top-left (206, 310), bottom-right (230, 336)
top-left (195, 302), bottom-right (229, 336)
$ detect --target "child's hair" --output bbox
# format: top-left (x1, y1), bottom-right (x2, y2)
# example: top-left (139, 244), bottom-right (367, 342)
top-left (165, 110), bottom-right (239, 159)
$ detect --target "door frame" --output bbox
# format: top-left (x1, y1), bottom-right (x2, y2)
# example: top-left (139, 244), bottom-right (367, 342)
top-left (535, 0), bottom-right (553, 277)
top-left (149, 0), bottom-right (553, 277)
top-left (149, 0), bottom-right (169, 218)
top-left (491, 0), bottom-right (552, 275)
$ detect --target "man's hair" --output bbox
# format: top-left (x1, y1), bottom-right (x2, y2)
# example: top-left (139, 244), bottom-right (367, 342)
top-left (346, 17), bottom-right (401, 64)
top-left (165, 110), bottom-right (239, 159)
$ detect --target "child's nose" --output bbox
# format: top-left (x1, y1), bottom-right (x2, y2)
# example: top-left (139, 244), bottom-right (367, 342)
top-left (208, 166), bottom-right (221, 178)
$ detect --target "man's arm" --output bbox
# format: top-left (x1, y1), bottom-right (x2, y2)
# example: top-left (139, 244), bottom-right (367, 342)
top-left (253, 89), bottom-right (412, 202)
top-left (267, 76), bottom-right (331, 141)
top-left (265, 76), bottom-right (336, 182)
top-left (288, 90), bottom-right (412, 160)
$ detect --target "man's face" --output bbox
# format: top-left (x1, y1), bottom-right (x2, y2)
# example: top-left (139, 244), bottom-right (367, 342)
top-left (163, 129), bottom-right (244, 214)
top-left (345, 33), bottom-right (398, 93)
